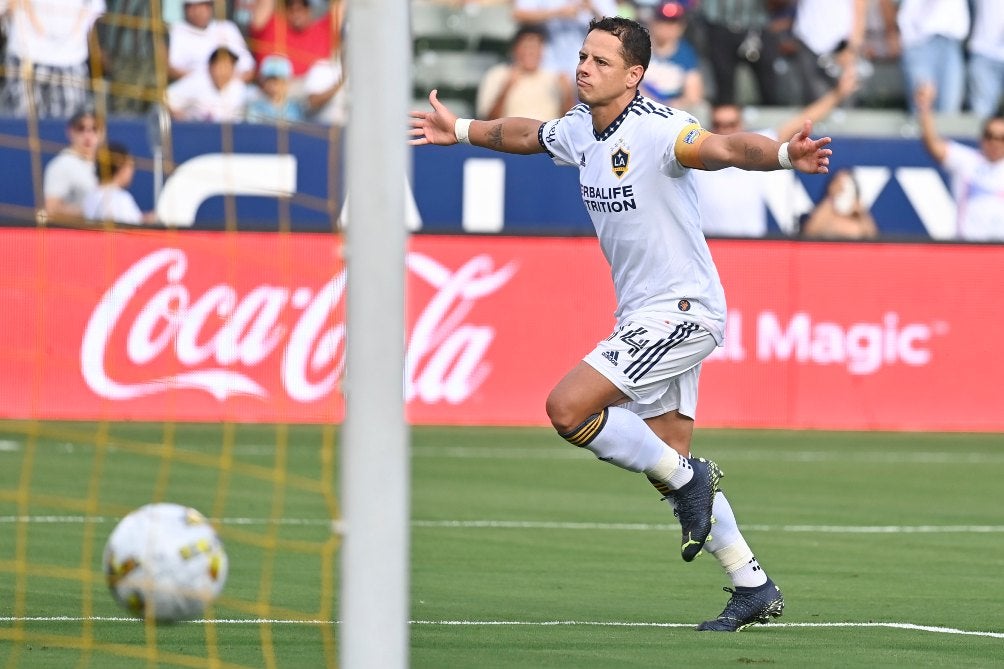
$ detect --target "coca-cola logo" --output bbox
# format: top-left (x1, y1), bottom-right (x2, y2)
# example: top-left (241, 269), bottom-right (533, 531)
top-left (81, 247), bottom-right (517, 405)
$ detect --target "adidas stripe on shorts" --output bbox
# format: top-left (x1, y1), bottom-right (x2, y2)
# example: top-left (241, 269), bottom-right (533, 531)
top-left (583, 312), bottom-right (718, 420)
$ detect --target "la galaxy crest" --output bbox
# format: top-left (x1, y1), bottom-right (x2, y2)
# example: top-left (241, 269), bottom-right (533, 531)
top-left (611, 146), bottom-right (629, 178)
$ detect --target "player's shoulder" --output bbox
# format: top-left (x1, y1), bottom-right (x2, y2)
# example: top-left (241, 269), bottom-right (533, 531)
top-left (625, 96), bottom-right (702, 141)
top-left (629, 96), bottom-right (696, 125)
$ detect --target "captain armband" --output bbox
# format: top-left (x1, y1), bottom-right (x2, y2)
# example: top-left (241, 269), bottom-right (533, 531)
top-left (674, 123), bottom-right (711, 169)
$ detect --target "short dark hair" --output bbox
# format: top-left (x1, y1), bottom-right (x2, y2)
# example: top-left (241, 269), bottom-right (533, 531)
top-left (587, 17), bottom-right (651, 72)
top-left (512, 23), bottom-right (548, 47)
top-left (95, 141), bottom-right (132, 182)
top-left (67, 109), bottom-right (97, 128)
top-left (208, 46), bottom-right (238, 65)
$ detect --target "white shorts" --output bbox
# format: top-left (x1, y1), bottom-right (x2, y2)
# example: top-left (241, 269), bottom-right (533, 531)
top-left (583, 313), bottom-right (717, 420)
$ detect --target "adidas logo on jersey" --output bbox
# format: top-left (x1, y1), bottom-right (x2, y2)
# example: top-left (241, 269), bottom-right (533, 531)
top-left (602, 351), bottom-right (619, 366)
top-left (579, 153), bottom-right (586, 167)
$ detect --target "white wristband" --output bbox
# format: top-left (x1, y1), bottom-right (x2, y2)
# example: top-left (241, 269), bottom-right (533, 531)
top-left (455, 118), bottom-right (473, 145)
top-left (777, 141), bottom-right (793, 170)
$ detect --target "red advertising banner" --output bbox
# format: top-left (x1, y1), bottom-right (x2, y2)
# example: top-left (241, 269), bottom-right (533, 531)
top-left (0, 228), bottom-right (1000, 431)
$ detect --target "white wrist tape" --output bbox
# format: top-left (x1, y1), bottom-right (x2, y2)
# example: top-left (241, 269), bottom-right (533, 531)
top-left (455, 118), bottom-right (473, 145)
top-left (777, 141), bottom-right (793, 170)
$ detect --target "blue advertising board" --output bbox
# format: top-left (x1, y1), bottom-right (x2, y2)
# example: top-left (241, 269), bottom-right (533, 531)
top-left (0, 117), bottom-right (964, 238)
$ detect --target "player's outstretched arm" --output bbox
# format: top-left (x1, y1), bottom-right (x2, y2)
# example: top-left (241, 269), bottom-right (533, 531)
top-left (409, 90), bottom-right (545, 155)
top-left (695, 119), bottom-right (832, 174)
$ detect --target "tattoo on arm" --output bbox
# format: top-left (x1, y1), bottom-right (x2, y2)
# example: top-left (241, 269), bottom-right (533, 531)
top-left (487, 122), bottom-right (504, 149)
top-left (744, 144), bottom-right (765, 165)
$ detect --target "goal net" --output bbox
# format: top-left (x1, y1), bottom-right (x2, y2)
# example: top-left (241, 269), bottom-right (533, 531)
top-left (0, 0), bottom-right (394, 665)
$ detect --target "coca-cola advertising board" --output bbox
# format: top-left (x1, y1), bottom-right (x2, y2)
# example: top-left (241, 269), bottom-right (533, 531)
top-left (1, 228), bottom-right (1000, 431)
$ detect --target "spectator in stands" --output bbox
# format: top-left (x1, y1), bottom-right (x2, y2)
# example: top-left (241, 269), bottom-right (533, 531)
top-left (862, 0), bottom-right (900, 62)
top-left (791, 0), bottom-right (866, 104)
top-left (966, 0), bottom-right (1004, 120)
top-left (0, 0), bottom-right (105, 119)
top-left (304, 56), bottom-right (347, 126)
top-left (476, 24), bottom-right (573, 121)
top-left (639, 0), bottom-right (703, 113)
top-left (166, 46), bottom-right (247, 122)
top-left (82, 141), bottom-right (155, 225)
top-left (799, 168), bottom-right (877, 239)
top-left (249, 0), bottom-right (342, 98)
top-left (42, 109), bottom-right (101, 220)
top-left (898, 0), bottom-right (969, 114)
top-left (168, 0), bottom-right (256, 83)
top-left (915, 82), bottom-right (1004, 242)
top-left (512, 0), bottom-right (618, 88)
top-left (696, 67), bottom-right (857, 237)
top-left (247, 54), bottom-right (306, 123)
top-left (695, 0), bottom-right (794, 106)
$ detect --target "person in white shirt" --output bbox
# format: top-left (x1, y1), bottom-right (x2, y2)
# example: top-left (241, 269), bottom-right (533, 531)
top-left (916, 82), bottom-right (1004, 242)
top-left (0, 0), bottom-right (105, 118)
top-left (166, 46), bottom-right (247, 122)
top-left (411, 17), bottom-right (833, 632)
top-left (696, 67), bottom-right (858, 237)
top-left (82, 141), bottom-right (154, 225)
top-left (42, 110), bottom-right (102, 220)
top-left (897, 0), bottom-right (970, 114)
top-left (304, 57), bottom-right (347, 126)
top-left (168, 0), bottom-right (256, 83)
top-left (966, 0), bottom-right (1004, 120)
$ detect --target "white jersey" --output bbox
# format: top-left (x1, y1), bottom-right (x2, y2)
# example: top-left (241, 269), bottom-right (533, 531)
top-left (539, 93), bottom-right (727, 343)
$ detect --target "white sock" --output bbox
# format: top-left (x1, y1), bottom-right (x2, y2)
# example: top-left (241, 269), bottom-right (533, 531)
top-left (705, 491), bottom-right (768, 588)
top-left (563, 407), bottom-right (691, 487)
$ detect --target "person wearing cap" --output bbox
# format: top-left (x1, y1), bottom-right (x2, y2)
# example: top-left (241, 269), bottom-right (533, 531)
top-left (640, 0), bottom-right (704, 112)
top-left (168, 0), bottom-right (256, 83)
top-left (42, 110), bottom-right (103, 220)
top-left (475, 24), bottom-right (574, 121)
top-left (166, 46), bottom-right (248, 122)
top-left (247, 54), bottom-right (306, 123)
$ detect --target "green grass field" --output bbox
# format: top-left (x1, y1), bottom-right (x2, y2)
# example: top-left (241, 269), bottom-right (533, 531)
top-left (1, 422), bottom-right (1002, 667)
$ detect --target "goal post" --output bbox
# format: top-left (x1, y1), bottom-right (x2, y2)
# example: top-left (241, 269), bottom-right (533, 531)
top-left (340, 0), bottom-right (412, 666)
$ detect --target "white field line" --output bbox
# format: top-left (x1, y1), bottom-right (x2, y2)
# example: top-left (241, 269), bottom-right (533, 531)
top-left (1, 515), bottom-right (1003, 534)
top-left (0, 616), bottom-right (1001, 639)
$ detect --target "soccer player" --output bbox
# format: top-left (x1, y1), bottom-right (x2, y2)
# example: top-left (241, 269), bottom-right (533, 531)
top-left (410, 16), bottom-right (833, 631)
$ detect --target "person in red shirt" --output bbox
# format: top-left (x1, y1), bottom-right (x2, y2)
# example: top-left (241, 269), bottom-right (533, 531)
top-left (249, 0), bottom-right (342, 78)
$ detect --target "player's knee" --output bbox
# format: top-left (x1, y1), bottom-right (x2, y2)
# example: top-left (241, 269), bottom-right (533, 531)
top-left (545, 391), bottom-right (580, 436)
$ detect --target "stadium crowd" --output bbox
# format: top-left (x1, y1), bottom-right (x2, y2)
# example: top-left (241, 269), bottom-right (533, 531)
top-left (1, 0), bottom-right (1003, 239)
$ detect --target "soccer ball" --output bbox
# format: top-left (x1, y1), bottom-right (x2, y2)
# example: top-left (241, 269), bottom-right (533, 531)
top-left (103, 502), bottom-right (228, 623)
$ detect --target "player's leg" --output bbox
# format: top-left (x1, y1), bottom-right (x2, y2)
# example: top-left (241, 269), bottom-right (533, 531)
top-left (546, 361), bottom-right (689, 481)
top-left (642, 370), bottom-right (784, 630)
top-left (547, 316), bottom-right (721, 561)
top-left (694, 491), bottom-right (784, 631)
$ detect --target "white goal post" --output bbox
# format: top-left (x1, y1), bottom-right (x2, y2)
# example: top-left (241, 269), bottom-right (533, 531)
top-left (340, 0), bottom-right (411, 666)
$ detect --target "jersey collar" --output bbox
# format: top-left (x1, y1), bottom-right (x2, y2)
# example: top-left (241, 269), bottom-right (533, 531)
top-left (593, 92), bottom-right (645, 141)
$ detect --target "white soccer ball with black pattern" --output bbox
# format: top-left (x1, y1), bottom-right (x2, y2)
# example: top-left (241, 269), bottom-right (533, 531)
top-left (103, 502), bottom-right (228, 622)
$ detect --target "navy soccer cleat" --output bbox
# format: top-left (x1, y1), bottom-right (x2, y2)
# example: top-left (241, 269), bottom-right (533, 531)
top-left (696, 578), bottom-right (785, 632)
top-left (668, 457), bottom-right (723, 562)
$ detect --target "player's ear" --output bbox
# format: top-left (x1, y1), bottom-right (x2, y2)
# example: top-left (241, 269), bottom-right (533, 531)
top-left (626, 64), bottom-right (644, 89)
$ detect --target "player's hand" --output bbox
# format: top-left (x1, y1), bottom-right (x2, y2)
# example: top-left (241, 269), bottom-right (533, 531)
top-left (786, 119), bottom-right (832, 174)
top-left (409, 89), bottom-right (460, 146)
